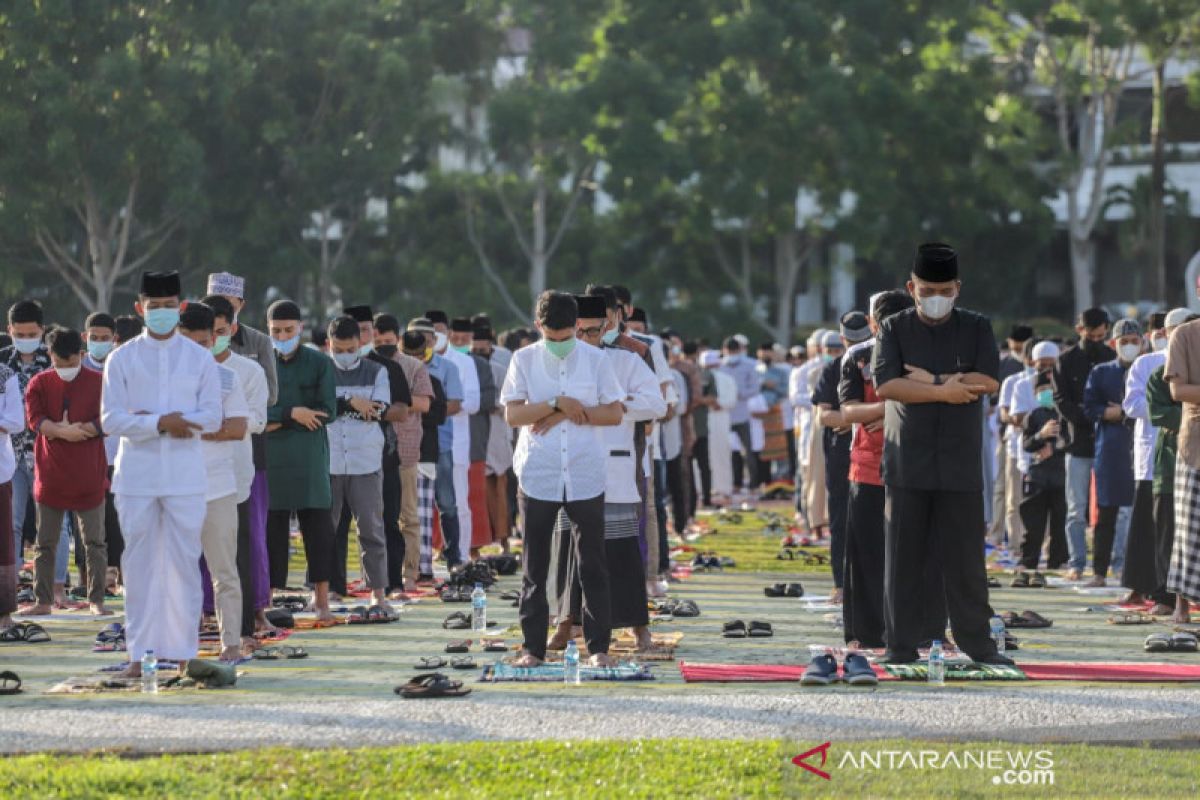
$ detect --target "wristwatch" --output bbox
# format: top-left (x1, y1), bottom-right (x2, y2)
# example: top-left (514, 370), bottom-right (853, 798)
top-left (548, 396), bottom-right (558, 411)
top-left (933, 373), bottom-right (944, 386)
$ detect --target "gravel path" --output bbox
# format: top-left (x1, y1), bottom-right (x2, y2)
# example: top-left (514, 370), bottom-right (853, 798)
top-left (4, 687), bottom-right (1200, 753)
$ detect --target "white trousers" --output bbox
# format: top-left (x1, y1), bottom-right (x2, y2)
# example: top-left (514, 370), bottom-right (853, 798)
top-left (707, 411), bottom-right (734, 498)
top-left (200, 493), bottom-right (242, 650)
top-left (116, 493), bottom-right (207, 662)
top-left (453, 462), bottom-right (471, 563)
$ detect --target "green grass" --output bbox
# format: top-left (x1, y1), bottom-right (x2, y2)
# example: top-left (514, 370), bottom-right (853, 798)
top-left (0, 739), bottom-right (1195, 798)
top-left (689, 508), bottom-right (830, 573)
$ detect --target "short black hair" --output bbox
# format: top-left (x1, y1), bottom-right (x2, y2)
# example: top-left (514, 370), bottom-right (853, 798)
top-left (871, 289), bottom-right (915, 324)
top-left (327, 315), bottom-right (360, 341)
top-left (8, 300), bottom-right (43, 326)
top-left (311, 329), bottom-right (328, 348)
top-left (1078, 307), bottom-right (1109, 330)
top-left (1147, 311), bottom-right (1166, 333)
top-left (612, 285), bottom-right (632, 306)
top-left (200, 294), bottom-right (237, 324)
top-left (46, 327), bottom-right (82, 359)
top-left (84, 312), bottom-right (116, 332)
top-left (585, 284), bottom-right (618, 311)
top-left (374, 313), bottom-right (401, 336)
top-left (682, 340), bottom-right (699, 356)
top-left (402, 330), bottom-right (426, 352)
top-left (723, 336), bottom-right (742, 352)
top-left (178, 304), bottom-right (215, 332)
top-left (535, 291), bottom-right (578, 330)
top-left (267, 299), bottom-right (303, 322)
top-left (1008, 324), bottom-right (1034, 343)
top-left (758, 340), bottom-right (775, 351)
top-left (114, 315), bottom-right (143, 342)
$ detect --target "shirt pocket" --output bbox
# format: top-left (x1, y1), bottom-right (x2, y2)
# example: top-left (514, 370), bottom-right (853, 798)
top-left (570, 380), bottom-right (598, 406)
top-left (171, 372), bottom-right (201, 410)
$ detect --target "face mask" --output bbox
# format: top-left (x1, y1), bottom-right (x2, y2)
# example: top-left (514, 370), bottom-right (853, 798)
top-left (545, 337), bottom-right (576, 360)
top-left (55, 366), bottom-right (80, 383)
top-left (452, 344), bottom-right (470, 354)
top-left (358, 343), bottom-right (373, 357)
top-left (1152, 337), bottom-right (1167, 352)
top-left (13, 337), bottom-right (41, 355)
top-left (1118, 343), bottom-right (1141, 363)
top-left (375, 344), bottom-right (398, 359)
top-left (144, 307), bottom-right (180, 335)
top-left (1024, 365), bottom-right (1035, 376)
top-left (332, 352), bottom-right (360, 371)
top-left (422, 347), bottom-right (434, 363)
top-left (1037, 389), bottom-right (1054, 409)
top-left (671, 346), bottom-right (682, 357)
top-left (273, 334), bottom-right (300, 356)
top-left (601, 328), bottom-right (619, 345)
top-left (434, 332), bottom-right (448, 353)
top-left (916, 294), bottom-right (955, 320)
top-left (211, 335), bottom-right (231, 357)
top-left (1081, 338), bottom-right (1104, 357)
top-left (87, 340), bottom-right (113, 361)
top-left (820, 354), bottom-right (834, 363)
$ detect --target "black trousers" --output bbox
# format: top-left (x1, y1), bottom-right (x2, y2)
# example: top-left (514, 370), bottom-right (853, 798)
top-left (332, 498), bottom-right (352, 595)
top-left (104, 467), bottom-right (124, 569)
top-left (665, 454), bottom-right (688, 533)
top-left (380, 461), bottom-right (404, 592)
top-left (885, 487), bottom-right (994, 659)
top-left (236, 499), bottom-right (255, 637)
top-left (518, 491), bottom-right (610, 659)
top-left (824, 443), bottom-right (850, 589)
top-left (844, 482), bottom-right (887, 647)
top-left (1093, 505), bottom-right (1122, 578)
top-left (693, 436), bottom-right (712, 507)
top-left (731, 422), bottom-right (758, 489)
top-left (267, 507), bottom-right (335, 589)
top-left (1122, 481), bottom-right (1164, 599)
top-left (1017, 480), bottom-right (1069, 570)
top-left (786, 430), bottom-right (798, 484)
top-left (1154, 493), bottom-right (1176, 605)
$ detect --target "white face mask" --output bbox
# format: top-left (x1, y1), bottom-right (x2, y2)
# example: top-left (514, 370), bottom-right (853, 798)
top-left (55, 366), bottom-right (80, 383)
top-left (1118, 343), bottom-right (1141, 363)
top-left (917, 294), bottom-right (955, 320)
top-left (434, 332), bottom-right (448, 353)
top-left (1152, 337), bottom-right (1168, 352)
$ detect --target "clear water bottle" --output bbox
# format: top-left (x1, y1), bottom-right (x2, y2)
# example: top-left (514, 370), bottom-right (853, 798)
top-left (471, 583), bottom-right (487, 632)
top-left (927, 640), bottom-right (945, 687)
top-left (563, 640), bottom-right (581, 686)
top-left (141, 650), bottom-right (158, 694)
top-left (990, 615), bottom-right (1006, 655)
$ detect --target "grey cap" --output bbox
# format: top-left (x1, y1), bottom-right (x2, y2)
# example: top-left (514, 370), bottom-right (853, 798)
top-left (1165, 307), bottom-right (1192, 329)
top-left (1112, 318), bottom-right (1141, 338)
top-left (839, 310), bottom-right (871, 343)
top-left (821, 330), bottom-right (843, 349)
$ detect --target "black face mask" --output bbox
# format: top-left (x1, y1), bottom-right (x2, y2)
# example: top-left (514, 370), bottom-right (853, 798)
top-left (374, 344), bottom-right (398, 359)
top-left (1080, 339), bottom-right (1104, 358)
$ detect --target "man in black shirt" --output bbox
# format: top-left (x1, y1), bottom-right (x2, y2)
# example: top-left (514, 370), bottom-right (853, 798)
top-left (1051, 307), bottom-right (1114, 580)
top-left (872, 242), bottom-right (1010, 665)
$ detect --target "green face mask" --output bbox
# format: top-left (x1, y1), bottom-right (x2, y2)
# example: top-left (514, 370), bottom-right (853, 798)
top-left (211, 335), bottom-right (231, 356)
top-left (545, 337), bottom-right (577, 360)
top-left (1036, 389), bottom-right (1054, 409)
top-left (452, 344), bottom-right (470, 354)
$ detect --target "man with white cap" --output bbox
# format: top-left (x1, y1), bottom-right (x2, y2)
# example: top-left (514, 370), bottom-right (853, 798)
top-left (700, 349), bottom-right (736, 503)
top-left (789, 329), bottom-right (827, 528)
top-left (720, 336), bottom-right (761, 494)
top-left (205, 272), bottom-right (277, 404)
top-left (1120, 308), bottom-right (1190, 612)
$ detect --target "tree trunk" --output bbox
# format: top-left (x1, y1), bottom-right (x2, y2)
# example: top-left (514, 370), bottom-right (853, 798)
top-left (529, 170), bottom-right (548, 309)
top-left (1068, 234), bottom-right (1095, 313)
top-left (1149, 60), bottom-right (1167, 303)
top-left (773, 230), bottom-right (801, 345)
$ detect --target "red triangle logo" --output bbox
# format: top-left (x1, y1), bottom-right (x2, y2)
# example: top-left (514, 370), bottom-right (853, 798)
top-left (792, 742), bottom-right (832, 780)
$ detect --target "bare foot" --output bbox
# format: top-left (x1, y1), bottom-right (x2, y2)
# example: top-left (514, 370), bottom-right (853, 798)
top-left (588, 653), bottom-right (616, 668)
top-left (255, 610), bottom-right (280, 634)
top-left (546, 621), bottom-right (575, 651)
top-left (1147, 603), bottom-right (1174, 617)
top-left (314, 609), bottom-right (336, 625)
top-left (240, 636), bottom-right (262, 656)
top-left (219, 645), bottom-right (241, 662)
top-left (829, 588), bottom-right (844, 604)
top-left (1065, 568), bottom-right (1083, 581)
top-left (90, 604), bottom-right (114, 617)
top-left (632, 626), bottom-right (654, 651)
top-left (118, 662), bottom-right (142, 679)
top-left (1084, 575), bottom-right (1106, 588)
top-left (511, 651), bottom-right (543, 667)
top-left (1118, 591), bottom-right (1144, 605)
top-left (19, 603), bottom-right (53, 616)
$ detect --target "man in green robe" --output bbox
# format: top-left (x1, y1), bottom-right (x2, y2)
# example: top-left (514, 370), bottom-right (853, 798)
top-left (264, 300), bottom-right (337, 623)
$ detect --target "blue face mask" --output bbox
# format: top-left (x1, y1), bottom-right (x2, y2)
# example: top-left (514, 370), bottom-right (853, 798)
top-left (601, 328), bottom-right (619, 345)
top-left (358, 343), bottom-right (373, 357)
top-left (1037, 389), bottom-right (1054, 409)
top-left (332, 352), bottom-right (360, 371)
top-left (144, 307), bottom-right (179, 336)
top-left (13, 337), bottom-right (41, 355)
top-left (273, 334), bottom-right (300, 356)
top-left (87, 340), bottom-right (113, 361)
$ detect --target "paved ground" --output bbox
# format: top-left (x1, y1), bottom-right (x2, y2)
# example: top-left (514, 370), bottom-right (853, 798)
top-left (3, 513), bottom-right (1200, 753)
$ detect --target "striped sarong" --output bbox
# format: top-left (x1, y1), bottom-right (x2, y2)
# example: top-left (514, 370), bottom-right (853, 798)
top-left (1169, 457), bottom-right (1200, 602)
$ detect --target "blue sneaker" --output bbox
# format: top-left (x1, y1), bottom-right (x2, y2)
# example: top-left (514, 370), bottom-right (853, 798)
top-left (801, 653), bottom-right (839, 686)
top-left (842, 652), bottom-right (878, 686)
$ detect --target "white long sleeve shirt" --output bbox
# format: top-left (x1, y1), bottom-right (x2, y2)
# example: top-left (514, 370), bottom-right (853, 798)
top-left (1124, 351), bottom-right (1165, 483)
top-left (221, 351), bottom-right (269, 501)
top-left (603, 347), bottom-right (666, 503)
top-left (101, 331), bottom-right (223, 497)
top-left (0, 369), bottom-right (24, 484)
top-left (442, 347), bottom-right (480, 466)
top-left (202, 363), bottom-right (250, 502)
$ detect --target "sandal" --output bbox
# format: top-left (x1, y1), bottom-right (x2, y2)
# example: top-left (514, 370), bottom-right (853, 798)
top-left (394, 672), bottom-right (471, 698)
top-left (785, 583), bottom-right (804, 598)
top-left (748, 621), bottom-right (774, 638)
top-left (347, 606), bottom-right (370, 623)
top-left (417, 656), bottom-right (448, 669)
top-left (1144, 632), bottom-right (1172, 653)
top-left (1107, 612), bottom-right (1153, 625)
top-left (450, 656), bottom-right (477, 670)
top-left (776, 549), bottom-right (796, 561)
top-left (1171, 632), bottom-right (1199, 653)
top-left (366, 605), bottom-right (398, 623)
top-left (252, 647), bottom-right (282, 660)
top-left (443, 611), bottom-right (472, 630)
top-left (671, 600), bottom-right (701, 618)
top-left (1020, 610), bottom-right (1053, 628)
top-left (1029, 572), bottom-right (1047, 588)
top-left (14, 622), bottom-right (50, 643)
top-left (499, 590), bottom-right (521, 602)
top-left (0, 670), bottom-right (21, 695)
top-left (277, 645), bottom-right (308, 659)
top-left (482, 639), bottom-right (508, 653)
top-left (444, 639), bottom-right (472, 654)
top-left (764, 584), bottom-right (787, 598)
top-left (722, 620), bottom-right (747, 638)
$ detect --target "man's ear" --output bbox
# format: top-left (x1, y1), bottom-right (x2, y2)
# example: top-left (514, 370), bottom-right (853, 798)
top-left (179, 300), bottom-right (188, 313)
top-left (905, 280), bottom-right (915, 295)
top-left (134, 301), bottom-right (143, 317)
top-left (230, 320), bottom-right (239, 338)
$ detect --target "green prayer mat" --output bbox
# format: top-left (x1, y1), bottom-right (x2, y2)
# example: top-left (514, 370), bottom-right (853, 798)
top-left (882, 663), bottom-right (1027, 681)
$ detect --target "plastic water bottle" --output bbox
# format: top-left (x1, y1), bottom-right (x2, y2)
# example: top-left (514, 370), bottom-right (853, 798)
top-left (563, 640), bottom-right (581, 686)
top-left (927, 640), bottom-right (945, 687)
top-left (141, 650), bottom-right (158, 694)
top-left (471, 583), bottom-right (487, 632)
top-left (990, 615), bottom-right (1006, 655)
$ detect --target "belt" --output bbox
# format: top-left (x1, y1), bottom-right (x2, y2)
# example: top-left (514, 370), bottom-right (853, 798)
top-left (610, 450), bottom-right (631, 457)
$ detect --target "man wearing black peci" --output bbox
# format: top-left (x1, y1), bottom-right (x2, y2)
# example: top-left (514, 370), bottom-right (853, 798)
top-left (872, 242), bottom-right (1012, 665)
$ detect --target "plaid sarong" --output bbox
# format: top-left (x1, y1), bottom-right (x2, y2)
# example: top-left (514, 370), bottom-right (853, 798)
top-left (417, 472), bottom-right (436, 576)
top-left (882, 663), bottom-right (1027, 681)
top-left (1170, 457), bottom-right (1200, 602)
top-left (481, 662), bottom-right (655, 682)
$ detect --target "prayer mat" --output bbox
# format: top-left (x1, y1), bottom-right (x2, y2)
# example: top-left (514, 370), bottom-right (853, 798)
top-left (481, 662), bottom-right (655, 682)
top-left (13, 612), bottom-right (123, 624)
top-left (881, 663), bottom-right (1026, 681)
top-left (760, 406), bottom-right (788, 463)
top-left (1018, 662), bottom-right (1200, 682)
top-left (292, 613), bottom-right (347, 629)
top-left (806, 644), bottom-right (971, 663)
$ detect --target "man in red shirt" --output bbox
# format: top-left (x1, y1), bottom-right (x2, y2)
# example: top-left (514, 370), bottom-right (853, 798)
top-left (21, 328), bottom-right (110, 616)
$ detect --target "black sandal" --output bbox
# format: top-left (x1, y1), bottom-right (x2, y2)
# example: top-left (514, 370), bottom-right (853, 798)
top-left (748, 621), bottom-right (774, 638)
top-left (722, 620), bottom-right (747, 638)
top-left (445, 639), bottom-right (472, 654)
top-left (450, 656), bottom-right (477, 670)
top-left (442, 611), bottom-right (472, 630)
top-left (394, 672), bottom-right (471, 698)
top-left (763, 584), bottom-right (787, 598)
top-left (0, 670), bottom-right (20, 695)
top-left (482, 639), bottom-right (508, 653)
top-left (417, 656), bottom-right (448, 669)
top-left (785, 583), bottom-right (804, 598)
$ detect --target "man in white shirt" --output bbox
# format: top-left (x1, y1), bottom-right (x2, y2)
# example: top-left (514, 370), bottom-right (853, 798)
top-left (201, 295), bottom-right (270, 646)
top-left (102, 271), bottom-right (222, 675)
top-left (501, 291), bottom-right (624, 667)
top-left (426, 310), bottom-right (480, 564)
top-left (178, 305), bottom-right (248, 662)
top-left (0, 363), bottom-right (24, 630)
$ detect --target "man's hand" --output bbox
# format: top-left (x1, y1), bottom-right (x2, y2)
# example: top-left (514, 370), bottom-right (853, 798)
top-left (290, 407), bottom-right (329, 431)
top-left (904, 365), bottom-right (936, 384)
top-left (349, 396), bottom-right (379, 419)
top-left (555, 396), bottom-right (586, 425)
top-left (1102, 402), bottom-right (1124, 423)
top-left (1034, 444), bottom-right (1053, 463)
top-left (532, 411), bottom-right (567, 436)
top-left (158, 412), bottom-right (201, 439)
top-left (937, 374), bottom-right (986, 405)
top-left (265, 422), bottom-right (283, 433)
top-left (865, 419), bottom-right (884, 433)
top-left (56, 424), bottom-right (91, 443)
top-left (1039, 420), bottom-right (1060, 439)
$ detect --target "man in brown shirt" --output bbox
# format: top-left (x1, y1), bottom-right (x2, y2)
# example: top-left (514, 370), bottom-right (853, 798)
top-left (1163, 305), bottom-right (1200, 624)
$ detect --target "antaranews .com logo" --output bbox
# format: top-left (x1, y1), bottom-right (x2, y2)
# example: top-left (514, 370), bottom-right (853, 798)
top-left (792, 742), bottom-right (1055, 786)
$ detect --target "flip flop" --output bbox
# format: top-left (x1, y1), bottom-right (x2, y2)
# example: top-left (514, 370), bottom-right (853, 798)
top-left (443, 611), bottom-right (472, 630)
top-left (1171, 632), bottom-right (1199, 653)
top-left (722, 620), bottom-right (747, 638)
top-left (366, 605), bottom-right (398, 623)
top-left (0, 670), bottom-right (21, 695)
top-left (671, 600), bottom-right (701, 618)
top-left (764, 584), bottom-right (788, 598)
top-left (15, 622), bottom-right (50, 643)
top-left (482, 639), bottom-right (508, 652)
top-left (394, 672), bottom-right (471, 698)
top-left (444, 639), bottom-right (472, 654)
top-left (417, 656), bottom-right (448, 669)
top-left (748, 621), bottom-right (774, 638)
top-left (785, 583), bottom-right (804, 598)
top-left (1144, 632), bottom-right (1172, 653)
top-left (450, 656), bottom-right (477, 670)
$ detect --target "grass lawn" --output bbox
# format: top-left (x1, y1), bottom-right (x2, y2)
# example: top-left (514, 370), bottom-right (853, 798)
top-left (1, 738), bottom-right (1196, 798)
top-left (688, 506), bottom-right (833, 574)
